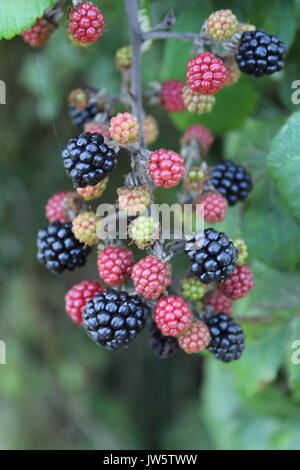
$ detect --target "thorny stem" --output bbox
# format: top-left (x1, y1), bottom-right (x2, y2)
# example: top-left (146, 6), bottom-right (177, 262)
top-left (143, 31), bottom-right (199, 41)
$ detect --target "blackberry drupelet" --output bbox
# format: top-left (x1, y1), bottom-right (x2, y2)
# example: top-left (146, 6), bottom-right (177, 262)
top-left (206, 313), bottom-right (245, 362)
top-left (69, 88), bottom-right (99, 126)
top-left (236, 29), bottom-right (285, 77)
top-left (37, 221), bottom-right (91, 273)
top-left (83, 289), bottom-right (149, 350)
top-left (209, 160), bottom-right (252, 206)
top-left (185, 228), bottom-right (238, 284)
top-left (62, 132), bottom-right (117, 188)
top-left (149, 323), bottom-right (179, 359)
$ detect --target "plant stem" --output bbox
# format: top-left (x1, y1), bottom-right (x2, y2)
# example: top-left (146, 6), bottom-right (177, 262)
top-left (124, 0), bottom-right (144, 141)
top-left (143, 31), bottom-right (199, 41)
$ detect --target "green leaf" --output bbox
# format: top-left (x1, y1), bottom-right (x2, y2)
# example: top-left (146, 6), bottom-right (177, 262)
top-left (268, 112), bottom-right (300, 224)
top-left (0, 0), bottom-right (57, 39)
top-left (241, 180), bottom-right (300, 271)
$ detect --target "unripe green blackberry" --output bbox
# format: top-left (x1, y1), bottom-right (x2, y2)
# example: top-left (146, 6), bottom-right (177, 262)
top-left (181, 277), bottom-right (208, 301)
top-left (183, 86), bottom-right (216, 114)
top-left (184, 167), bottom-right (208, 192)
top-left (207, 9), bottom-right (238, 41)
top-left (72, 211), bottom-right (102, 246)
top-left (115, 45), bottom-right (132, 70)
top-left (232, 238), bottom-right (248, 265)
top-left (128, 216), bottom-right (159, 249)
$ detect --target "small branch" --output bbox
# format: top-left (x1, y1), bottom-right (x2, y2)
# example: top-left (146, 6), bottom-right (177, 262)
top-left (142, 31), bottom-right (199, 41)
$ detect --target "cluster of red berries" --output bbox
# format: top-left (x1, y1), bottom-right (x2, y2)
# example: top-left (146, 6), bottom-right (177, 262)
top-left (33, 5), bottom-right (287, 363)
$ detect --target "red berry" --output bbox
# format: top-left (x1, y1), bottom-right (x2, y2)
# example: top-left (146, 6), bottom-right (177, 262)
top-left (178, 321), bottom-right (210, 353)
top-left (205, 290), bottom-right (233, 315)
top-left (132, 256), bottom-right (172, 299)
top-left (195, 191), bottom-right (228, 224)
top-left (21, 17), bottom-right (56, 47)
top-left (68, 1), bottom-right (106, 44)
top-left (45, 192), bottom-right (71, 223)
top-left (97, 245), bottom-right (134, 286)
top-left (147, 148), bottom-right (185, 188)
top-left (154, 296), bottom-right (192, 337)
top-left (161, 80), bottom-right (185, 112)
top-left (186, 52), bottom-right (228, 94)
top-left (219, 264), bottom-right (254, 300)
top-left (65, 280), bottom-right (103, 323)
top-left (180, 124), bottom-right (214, 155)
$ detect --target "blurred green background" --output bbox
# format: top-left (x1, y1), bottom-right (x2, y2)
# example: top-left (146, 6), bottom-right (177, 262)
top-left (1, 0), bottom-right (300, 450)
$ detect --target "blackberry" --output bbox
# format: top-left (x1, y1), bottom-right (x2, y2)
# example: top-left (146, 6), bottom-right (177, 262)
top-left (83, 289), bottom-right (149, 350)
top-left (236, 29), bottom-right (285, 77)
top-left (185, 228), bottom-right (238, 284)
top-left (62, 132), bottom-right (117, 188)
top-left (68, 88), bottom-right (99, 126)
top-left (37, 221), bottom-right (91, 273)
top-left (206, 313), bottom-right (245, 362)
top-left (149, 323), bottom-right (179, 359)
top-left (209, 160), bottom-right (252, 206)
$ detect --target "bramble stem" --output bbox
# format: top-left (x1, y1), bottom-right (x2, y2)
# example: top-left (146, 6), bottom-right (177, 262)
top-left (143, 31), bottom-right (199, 41)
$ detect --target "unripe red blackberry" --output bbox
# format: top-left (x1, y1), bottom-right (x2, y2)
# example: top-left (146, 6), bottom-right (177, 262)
top-left (128, 216), bottom-right (159, 249)
top-left (84, 121), bottom-right (110, 138)
top-left (178, 321), bottom-right (210, 354)
top-left (206, 9), bottom-right (238, 41)
top-left (205, 290), bottom-right (232, 315)
top-left (143, 116), bottom-right (159, 145)
top-left (180, 124), bottom-right (214, 156)
top-left (65, 280), bottom-right (104, 323)
top-left (117, 186), bottom-right (151, 216)
top-left (154, 296), bottom-right (192, 337)
top-left (132, 256), bottom-right (172, 299)
top-left (219, 264), bottom-right (254, 300)
top-left (68, 1), bottom-right (106, 45)
top-left (45, 192), bottom-right (73, 223)
top-left (97, 245), bottom-right (134, 286)
top-left (147, 149), bottom-right (185, 188)
top-left (186, 52), bottom-right (228, 94)
top-left (72, 211), bottom-right (101, 246)
top-left (183, 86), bottom-right (216, 114)
top-left (161, 80), bottom-right (185, 112)
top-left (21, 17), bottom-right (56, 47)
top-left (76, 178), bottom-right (108, 201)
top-left (109, 113), bottom-right (139, 145)
top-left (195, 191), bottom-right (228, 224)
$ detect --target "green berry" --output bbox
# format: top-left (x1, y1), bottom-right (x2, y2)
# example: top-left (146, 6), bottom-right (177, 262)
top-left (181, 277), bottom-right (207, 300)
top-left (233, 238), bottom-right (248, 264)
top-left (128, 216), bottom-right (159, 248)
top-left (115, 45), bottom-right (132, 70)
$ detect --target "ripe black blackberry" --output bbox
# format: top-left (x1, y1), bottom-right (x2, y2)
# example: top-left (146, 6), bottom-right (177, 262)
top-left (149, 323), bottom-right (179, 359)
top-left (236, 29), bottom-right (285, 77)
top-left (206, 313), bottom-right (245, 362)
top-left (37, 221), bottom-right (91, 273)
top-left (62, 132), bottom-right (117, 188)
top-left (68, 88), bottom-right (99, 126)
top-left (83, 289), bottom-right (149, 350)
top-left (185, 228), bottom-right (238, 284)
top-left (209, 160), bottom-right (252, 206)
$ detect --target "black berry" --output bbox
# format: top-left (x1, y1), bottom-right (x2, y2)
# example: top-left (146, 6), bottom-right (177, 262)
top-left (83, 289), bottom-right (149, 350)
top-left (236, 29), bottom-right (285, 77)
top-left (185, 228), bottom-right (238, 284)
top-left (62, 132), bottom-right (117, 188)
top-left (149, 323), bottom-right (179, 359)
top-left (37, 221), bottom-right (91, 273)
top-left (209, 160), bottom-right (252, 206)
top-left (69, 88), bottom-right (99, 126)
top-left (206, 313), bottom-right (245, 362)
